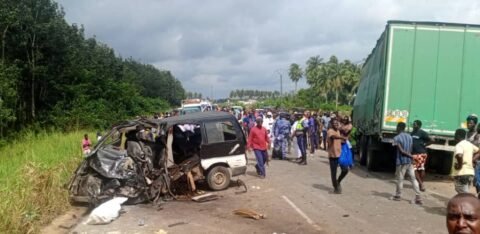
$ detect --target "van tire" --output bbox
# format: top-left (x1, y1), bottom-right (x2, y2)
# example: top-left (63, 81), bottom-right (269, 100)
top-left (207, 166), bottom-right (231, 191)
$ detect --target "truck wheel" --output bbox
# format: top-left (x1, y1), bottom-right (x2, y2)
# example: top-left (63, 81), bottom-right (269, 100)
top-left (366, 136), bottom-right (383, 171)
top-left (207, 166), bottom-right (231, 191)
top-left (359, 135), bottom-right (368, 166)
top-left (366, 149), bottom-right (379, 171)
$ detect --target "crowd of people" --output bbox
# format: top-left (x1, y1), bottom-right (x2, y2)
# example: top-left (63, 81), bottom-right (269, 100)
top-left (242, 109), bottom-right (355, 194)
top-left (242, 109), bottom-right (480, 199)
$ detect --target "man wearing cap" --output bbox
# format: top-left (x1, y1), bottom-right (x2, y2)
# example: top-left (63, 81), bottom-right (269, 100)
top-left (273, 113), bottom-right (292, 160)
top-left (292, 111), bottom-right (310, 165)
top-left (247, 117), bottom-right (271, 178)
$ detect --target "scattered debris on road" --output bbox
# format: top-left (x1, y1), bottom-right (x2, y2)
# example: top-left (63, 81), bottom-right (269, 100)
top-left (168, 221), bottom-right (188, 228)
top-left (233, 208), bottom-right (267, 220)
top-left (191, 193), bottom-right (220, 202)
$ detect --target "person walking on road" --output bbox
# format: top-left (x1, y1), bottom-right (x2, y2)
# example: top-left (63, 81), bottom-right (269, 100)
top-left (273, 113), bottom-right (291, 160)
top-left (453, 128), bottom-right (479, 194)
top-left (247, 117), bottom-right (270, 179)
top-left (292, 111), bottom-right (310, 165)
top-left (411, 120), bottom-right (431, 192)
top-left (263, 111), bottom-right (275, 149)
top-left (446, 193), bottom-right (480, 234)
top-left (322, 112), bottom-right (331, 150)
top-left (327, 119), bottom-right (349, 194)
top-left (391, 122), bottom-right (423, 205)
top-left (291, 114), bottom-right (303, 160)
top-left (309, 112), bottom-right (319, 154)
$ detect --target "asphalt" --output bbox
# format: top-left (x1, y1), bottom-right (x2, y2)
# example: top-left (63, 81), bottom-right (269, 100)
top-left (67, 150), bottom-right (458, 234)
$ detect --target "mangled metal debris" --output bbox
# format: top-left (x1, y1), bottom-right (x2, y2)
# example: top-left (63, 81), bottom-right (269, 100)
top-left (68, 112), bottom-right (248, 207)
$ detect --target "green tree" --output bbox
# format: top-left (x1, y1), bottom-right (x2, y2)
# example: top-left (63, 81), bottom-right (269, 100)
top-left (288, 63), bottom-right (303, 93)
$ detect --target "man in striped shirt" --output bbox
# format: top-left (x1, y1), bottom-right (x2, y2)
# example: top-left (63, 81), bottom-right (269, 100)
top-left (391, 122), bottom-right (422, 205)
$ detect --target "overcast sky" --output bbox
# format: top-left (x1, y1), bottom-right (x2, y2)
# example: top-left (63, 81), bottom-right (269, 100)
top-left (56, 0), bottom-right (480, 98)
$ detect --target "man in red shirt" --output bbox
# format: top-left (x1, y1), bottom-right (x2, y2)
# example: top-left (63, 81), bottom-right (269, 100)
top-left (248, 117), bottom-right (270, 178)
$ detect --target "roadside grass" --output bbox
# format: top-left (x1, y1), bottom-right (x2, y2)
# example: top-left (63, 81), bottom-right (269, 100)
top-left (0, 131), bottom-right (92, 234)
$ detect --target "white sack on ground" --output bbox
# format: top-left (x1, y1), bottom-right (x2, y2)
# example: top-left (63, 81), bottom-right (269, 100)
top-left (84, 197), bottom-right (129, 225)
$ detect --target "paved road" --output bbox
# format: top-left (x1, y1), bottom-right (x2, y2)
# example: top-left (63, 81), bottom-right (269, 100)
top-left (71, 150), bottom-right (456, 234)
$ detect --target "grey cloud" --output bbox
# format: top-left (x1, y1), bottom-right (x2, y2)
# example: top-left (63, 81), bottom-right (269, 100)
top-left (57, 0), bottom-right (480, 98)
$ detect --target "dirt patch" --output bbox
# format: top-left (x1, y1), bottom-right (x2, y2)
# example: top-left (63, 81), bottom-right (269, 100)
top-left (40, 207), bottom-right (88, 234)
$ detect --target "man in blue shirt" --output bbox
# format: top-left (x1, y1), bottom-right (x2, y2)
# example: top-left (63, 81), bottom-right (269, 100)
top-left (273, 113), bottom-right (291, 160)
top-left (391, 122), bottom-right (422, 205)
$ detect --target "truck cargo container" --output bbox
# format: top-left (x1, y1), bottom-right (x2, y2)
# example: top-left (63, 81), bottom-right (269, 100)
top-left (353, 21), bottom-right (480, 174)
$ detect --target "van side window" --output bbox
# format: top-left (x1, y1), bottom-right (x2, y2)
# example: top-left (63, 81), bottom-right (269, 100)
top-left (205, 121), bottom-right (238, 143)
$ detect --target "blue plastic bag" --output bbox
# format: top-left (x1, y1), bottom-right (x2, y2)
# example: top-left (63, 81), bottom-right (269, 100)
top-left (339, 143), bottom-right (353, 167)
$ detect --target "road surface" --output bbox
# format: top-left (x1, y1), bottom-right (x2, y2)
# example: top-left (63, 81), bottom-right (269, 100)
top-left (69, 150), bottom-right (456, 234)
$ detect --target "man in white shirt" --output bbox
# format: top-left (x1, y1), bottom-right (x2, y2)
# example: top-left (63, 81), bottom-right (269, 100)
top-left (263, 112), bottom-right (275, 149)
top-left (453, 128), bottom-right (479, 194)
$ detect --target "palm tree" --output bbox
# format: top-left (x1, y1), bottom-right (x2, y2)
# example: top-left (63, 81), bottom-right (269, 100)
top-left (288, 63), bottom-right (303, 93)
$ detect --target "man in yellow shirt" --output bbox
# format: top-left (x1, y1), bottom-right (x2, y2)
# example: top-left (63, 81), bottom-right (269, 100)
top-left (453, 129), bottom-right (479, 194)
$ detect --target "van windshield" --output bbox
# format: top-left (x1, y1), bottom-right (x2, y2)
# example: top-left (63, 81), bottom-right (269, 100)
top-left (181, 106), bottom-right (202, 115)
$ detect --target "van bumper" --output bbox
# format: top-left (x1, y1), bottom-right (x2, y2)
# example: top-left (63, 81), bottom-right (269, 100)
top-left (232, 166), bottom-right (247, 176)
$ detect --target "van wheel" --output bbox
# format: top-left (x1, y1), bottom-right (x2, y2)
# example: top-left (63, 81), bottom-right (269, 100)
top-left (207, 166), bottom-right (231, 191)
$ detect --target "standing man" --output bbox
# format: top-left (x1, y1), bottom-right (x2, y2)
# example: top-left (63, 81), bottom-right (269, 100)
top-left (309, 112), bottom-right (319, 154)
top-left (453, 128), bottom-right (479, 194)
top-left (247, 117), bottom-right (270, 179)
top-left (411, 120), bottom-right (431, 192)
top-left (327, 119), bottom-right (349, 193)
top-left (273, 113), bottom-right (291, 160)
top-left (322, 112), bottom-right (331, 150)
top-left (290, 114), bottom-right (303, 160)
top-left (292, 111), bottom-right (310, 165)
top-left (263, 112), bottom-right (275, 149)
top-left (466, 115), bottom-right (478, 142)
top-left (391, 122), bottom-right (422, 205)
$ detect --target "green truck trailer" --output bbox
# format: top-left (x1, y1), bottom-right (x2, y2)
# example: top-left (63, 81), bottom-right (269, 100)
top-left (353, 21), bottom-right (480, 174)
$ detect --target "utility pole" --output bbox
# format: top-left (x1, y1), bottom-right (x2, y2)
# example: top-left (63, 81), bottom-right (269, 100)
top-left (280, 73), bottom-right (283, 97)
top-left (275, 69), bottom-right (284, 108)
top-left (210, 86), bottom-right (213, 101)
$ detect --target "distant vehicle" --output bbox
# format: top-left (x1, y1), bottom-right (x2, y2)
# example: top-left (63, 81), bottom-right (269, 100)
top-left (353, 20), bottom-right (480, 174)
top-left (181, 99), bottom-right (213, 115)
top-left (231, 106), bottom-right (243, 113)
top-left (231, 105), bottom-right (244, 120)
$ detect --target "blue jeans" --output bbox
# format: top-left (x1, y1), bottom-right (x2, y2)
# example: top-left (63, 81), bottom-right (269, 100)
top-left (297, 134), bottom-right (307, 160)
top-left (254, 149), bottom-right (268, 176)
top-left (280, 139), bottom-right (287, 158)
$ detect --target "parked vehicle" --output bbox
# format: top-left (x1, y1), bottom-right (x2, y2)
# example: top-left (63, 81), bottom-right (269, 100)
top-left (68, 112), bottom-right (247, 206)
top-left (353, 20), bottom-right (480, 174)
top-left (180, 99), bottom-right (213, 115)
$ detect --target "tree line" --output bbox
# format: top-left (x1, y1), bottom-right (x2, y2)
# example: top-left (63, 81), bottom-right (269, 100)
top-left (229, 89), bottom-right (281, 100)
top-left (288, 55), bottom-right (361, 109)
top-left (0, 0), bottom-right (185, 137)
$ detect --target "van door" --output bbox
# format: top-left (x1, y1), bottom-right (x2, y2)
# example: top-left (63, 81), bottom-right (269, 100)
top-left (202, 119), bottom-right (245, 158)
top-left (200, 119), bottom-right (247, 173)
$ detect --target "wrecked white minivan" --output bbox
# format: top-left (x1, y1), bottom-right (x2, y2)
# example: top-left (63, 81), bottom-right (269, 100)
top-left (68, 112), bottom-right (247, 205)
